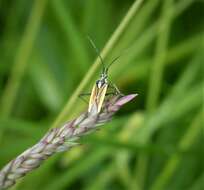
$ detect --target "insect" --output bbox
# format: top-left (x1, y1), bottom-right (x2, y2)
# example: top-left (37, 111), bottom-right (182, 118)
top-left (80, 37), bottom-right (123, 114)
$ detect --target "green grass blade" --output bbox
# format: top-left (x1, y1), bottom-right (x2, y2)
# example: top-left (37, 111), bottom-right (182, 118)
top-left (50, 0), bottom-right (90, 73)
top-left (146, 0), bottom-right (174, 112)
top-left (150, 111), bottom-right (203, 190)
top-left (0, 0), bottom-right (47, 117)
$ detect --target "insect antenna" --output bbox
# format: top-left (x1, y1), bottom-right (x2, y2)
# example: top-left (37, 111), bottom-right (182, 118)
top-left (106, 48), bottom-right (130, 73)
top-left (106, 55), bottom-right (121, 74)
top-left (87, 36), bottom-right (105, 73)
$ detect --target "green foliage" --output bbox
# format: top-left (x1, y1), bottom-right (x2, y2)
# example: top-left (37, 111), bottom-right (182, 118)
top-left (0, 0), bottom-right (203, 189)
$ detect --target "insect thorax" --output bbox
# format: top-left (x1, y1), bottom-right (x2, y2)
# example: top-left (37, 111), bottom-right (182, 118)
top-left (96, 75), bottom-right (108, 88)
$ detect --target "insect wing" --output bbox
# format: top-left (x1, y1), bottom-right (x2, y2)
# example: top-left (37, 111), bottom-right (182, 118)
top-left (88, 84), bottom-right (98, 113)
top-left (88, 83), bottom-right (108, 113)
top-left (97, 84), bottom-right (108, 113)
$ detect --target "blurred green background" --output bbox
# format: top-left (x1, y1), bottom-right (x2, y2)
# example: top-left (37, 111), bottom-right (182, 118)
top-left (0, 0), bottom-right (203, 189)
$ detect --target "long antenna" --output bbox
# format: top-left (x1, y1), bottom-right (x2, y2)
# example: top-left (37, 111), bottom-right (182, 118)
top-left (106, 47), bottom-right (130, 73)
top-left (87, 36), bottom-right (105, 72)
top-left (106, 55), bottom-right (121, 73)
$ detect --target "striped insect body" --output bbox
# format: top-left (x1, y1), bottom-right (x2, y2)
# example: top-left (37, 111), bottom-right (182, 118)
top-left (88, 75), bottom-right (108, 113)
top-left (86, 36), bottom-right (123, 114)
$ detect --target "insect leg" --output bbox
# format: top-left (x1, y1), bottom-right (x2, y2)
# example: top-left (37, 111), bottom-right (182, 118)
top-left (79, 93), bottom-right (91, 96)
top-left (79, 93), bottom-right (91, 104)
top-left (105, 92), bottom-right (115, 96)
top-left (108, 80), bottom-right (124, 96)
